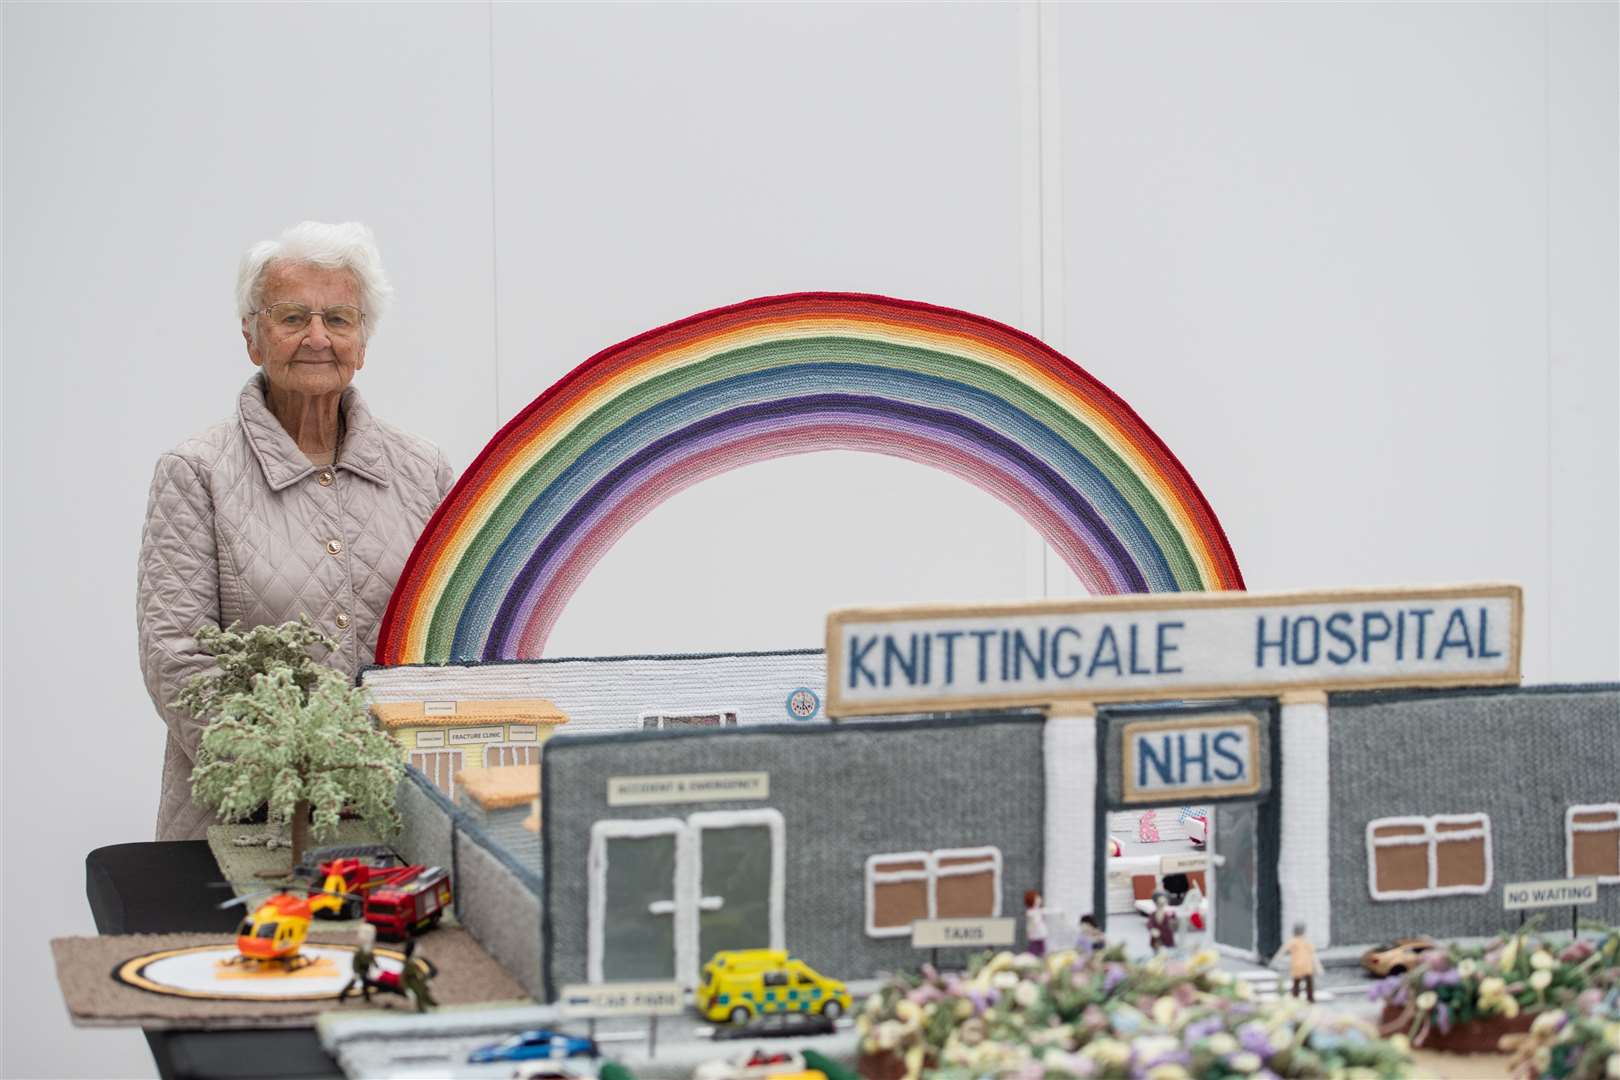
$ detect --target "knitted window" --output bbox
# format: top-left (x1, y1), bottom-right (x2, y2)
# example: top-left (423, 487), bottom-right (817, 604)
top-left (865, 847), bottom-right (1003, 937)
top-left (409, 749), bottom-right (465, 798)
top-left (1366, 814), bottom-right (1491, 900)
top-left (638, 710), bottom-right (740, 730)
top-left (483, 744), bottom-right (541, 768)
top-left (936, 850), bottom-right (999, 919)
top-left (1567, 805), bottom-right (1620, 883)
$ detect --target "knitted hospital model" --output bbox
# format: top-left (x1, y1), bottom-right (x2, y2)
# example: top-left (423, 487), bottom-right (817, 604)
top-left (355, 292), bottom-right (1613, 1028)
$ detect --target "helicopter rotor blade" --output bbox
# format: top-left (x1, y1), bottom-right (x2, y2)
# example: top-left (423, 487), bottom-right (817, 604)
top-left (210, 879), bottom-right (366, 906)
top-left (207, 880), bottom-right (291, 889)
top-left (212, 884), bottom-right (295, 909)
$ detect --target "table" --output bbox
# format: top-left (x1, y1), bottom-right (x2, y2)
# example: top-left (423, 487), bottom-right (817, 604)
top-left (85, 842), bottom-right (342, 1080)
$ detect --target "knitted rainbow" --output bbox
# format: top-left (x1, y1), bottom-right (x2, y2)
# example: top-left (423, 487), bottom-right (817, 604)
top-left (375, 293), bottom-right (1243, 664)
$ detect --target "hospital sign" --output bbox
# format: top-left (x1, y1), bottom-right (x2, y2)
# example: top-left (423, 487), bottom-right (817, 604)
top-left (826, 584), bottom-right (1521, 717)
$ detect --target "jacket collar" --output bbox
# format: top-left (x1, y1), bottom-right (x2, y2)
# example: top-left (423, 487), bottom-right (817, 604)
top-left (238, 374), bottom-right (391, 491)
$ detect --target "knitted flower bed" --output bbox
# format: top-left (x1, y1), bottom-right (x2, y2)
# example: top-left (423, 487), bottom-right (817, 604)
top-left (1505, 987), bottom-right (1620, 1079)
top-left (857, 947), bottom-right (1411, 1079)
top-left (1370, 923), bottom-right (1620, 1053)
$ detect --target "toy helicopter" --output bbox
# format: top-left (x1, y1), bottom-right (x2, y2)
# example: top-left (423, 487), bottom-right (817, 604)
top-left (213, 856), bottom-right (451, 971)
top-left (216, 881), bottom-right (362, 971)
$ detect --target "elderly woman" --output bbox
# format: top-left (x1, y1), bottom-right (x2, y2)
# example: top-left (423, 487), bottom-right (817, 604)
top-left (137, 221), bottom-right (453, 841)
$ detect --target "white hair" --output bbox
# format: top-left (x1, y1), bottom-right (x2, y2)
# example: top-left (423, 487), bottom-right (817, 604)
top-left (236, 221), bottom-right (393, 339)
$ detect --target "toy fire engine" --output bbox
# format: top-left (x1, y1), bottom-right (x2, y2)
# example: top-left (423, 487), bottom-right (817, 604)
top-left (309, 852), bottom-right (452, 940)
top-left (364, 864), bottom-right (452, 939)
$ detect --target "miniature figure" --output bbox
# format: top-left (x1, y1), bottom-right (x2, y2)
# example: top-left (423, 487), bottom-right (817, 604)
top-left (1275, 921), bottom-right (1323, 1002)
top-left (393, 945), bottom-right (437, 1016)
top-left (1078, 913), bottom-right (1106, 949)
top-left (360, 939), bottom-right (436, 1012)
top-left (397, 940), bottom-right (437, 1012)
top-left (338, 924), bottom-right (436, 1011)
top-left (1183, 880), bottom-right (1207, 933)
top-left (1160, 871), bottom-right (1191, 906)
top-left (341, 922), bottom-right (379, 1002)
top-left (1023, 890), bottom-right (1048, 957)
top-left (1146, 891), bottom-right (1177, 954)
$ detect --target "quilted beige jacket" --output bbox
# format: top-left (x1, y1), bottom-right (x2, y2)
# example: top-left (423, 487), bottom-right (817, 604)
top-left (137, 375), bottom-right (453, 841)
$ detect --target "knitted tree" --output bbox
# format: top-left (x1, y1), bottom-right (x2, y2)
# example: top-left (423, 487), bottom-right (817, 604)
top-left (182, 620), bottom-right (403, 873)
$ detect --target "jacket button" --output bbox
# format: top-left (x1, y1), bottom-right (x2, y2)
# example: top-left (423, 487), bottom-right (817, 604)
top-left (326, 539), bottom-right (343, 556)
top-left (335, 612), bottom-right (351, 630)
top-left (318, 469), bottom-right (335, 487)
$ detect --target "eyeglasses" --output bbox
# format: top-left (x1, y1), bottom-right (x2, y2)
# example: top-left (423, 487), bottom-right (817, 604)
top-left (252, 302), bottom-right (365, 337)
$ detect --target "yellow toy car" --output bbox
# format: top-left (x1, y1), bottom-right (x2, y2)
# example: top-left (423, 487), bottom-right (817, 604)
top-left (696, 949), bottom-right (851, 1025)
top-left (1361, 936), bottom-right (1440, 977)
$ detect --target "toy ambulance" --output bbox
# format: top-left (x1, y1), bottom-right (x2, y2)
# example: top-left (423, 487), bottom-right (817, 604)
top-left (696, 949), bottom-right (851, 1025)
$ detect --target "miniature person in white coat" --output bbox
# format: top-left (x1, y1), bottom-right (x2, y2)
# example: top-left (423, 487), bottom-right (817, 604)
top-left (1023, 890), bottom-right (1048, 957)
top-left (1183, 880), bottom-right (1208, 939)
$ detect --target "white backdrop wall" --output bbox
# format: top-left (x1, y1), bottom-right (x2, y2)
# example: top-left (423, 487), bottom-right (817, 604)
top-left (3, 3), bottom-right (1615, 1076)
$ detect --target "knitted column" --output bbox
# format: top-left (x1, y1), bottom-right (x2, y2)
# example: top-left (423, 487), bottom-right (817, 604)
top-left (1043, 706), bottom-right (1097, 931)
top-left (1279, 691), bottom-right (1332, 948)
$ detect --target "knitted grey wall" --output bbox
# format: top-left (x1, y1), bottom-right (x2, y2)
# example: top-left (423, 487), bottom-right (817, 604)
top-left (396, 769), bottom-right (456, 875)
top-left (542, 713), bottom-right (1047, 993)
top-left (396, 769), bottom-right (546, 998)
top-left (462, 803), bottom-right (541, 871)
top-left (1328, 684), bottom-right (1619, 945)
top-left (457, 831), bottom-right (545, 1000)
